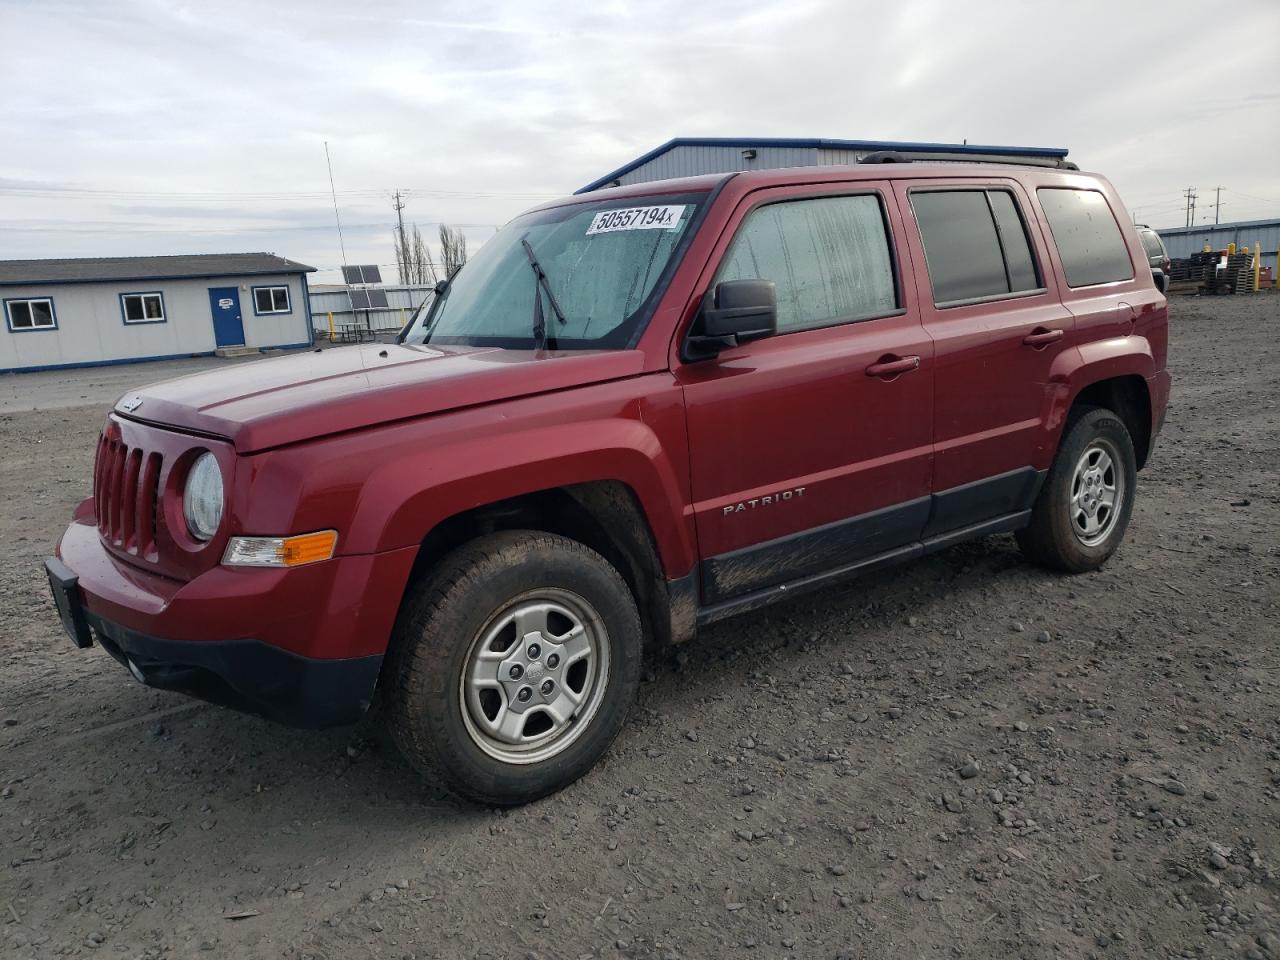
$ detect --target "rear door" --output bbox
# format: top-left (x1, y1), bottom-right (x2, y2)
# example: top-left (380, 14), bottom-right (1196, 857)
top-left (677, 182), bottom-right (934, 607)
top-left (892, 178), bottom-right (1073, 537)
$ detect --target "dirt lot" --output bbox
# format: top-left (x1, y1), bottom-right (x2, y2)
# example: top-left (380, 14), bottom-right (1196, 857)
top-left (1, 295), bottom-right (1277, 960)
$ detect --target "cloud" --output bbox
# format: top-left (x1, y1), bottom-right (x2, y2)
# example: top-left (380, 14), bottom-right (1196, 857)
top-left (1, 0), bottom-right (1277, 280)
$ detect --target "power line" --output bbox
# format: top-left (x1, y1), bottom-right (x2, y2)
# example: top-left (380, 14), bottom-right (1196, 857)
top-left (1224, 188), bottom-right (1280, 204)
top-left (1, 220), bottom-right (502, 236)
top-left (0, 184), bottom-right (560, 202)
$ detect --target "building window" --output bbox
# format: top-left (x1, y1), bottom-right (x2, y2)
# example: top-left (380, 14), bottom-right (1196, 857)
top-left (5, 297), bottom-right (57, 332)
top-left (253, 285), bottom-right (291, 315)
top-left (120, 292), bottom-right (166, 324)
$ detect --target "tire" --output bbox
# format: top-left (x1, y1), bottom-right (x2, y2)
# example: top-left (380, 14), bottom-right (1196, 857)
top-left (1016, 406), bottom-right (1137, 573)
top-left (385, 530), bottom-right (643, 805)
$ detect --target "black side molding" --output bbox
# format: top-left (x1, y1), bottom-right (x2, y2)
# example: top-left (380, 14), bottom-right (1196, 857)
top-left (701, 497), bottom-right (930, 605)
top-left (922, 467), bottom-right (1045, 540)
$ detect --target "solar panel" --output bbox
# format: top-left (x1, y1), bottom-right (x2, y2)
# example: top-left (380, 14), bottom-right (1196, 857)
top-left (341, 264), bottom-right (382, 284)
top-left (348, 289), bottom-right (390, 309)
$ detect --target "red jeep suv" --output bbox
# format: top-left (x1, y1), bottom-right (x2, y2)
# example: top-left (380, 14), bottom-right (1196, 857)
top-left (47, 155), bottom-right (1170, 804)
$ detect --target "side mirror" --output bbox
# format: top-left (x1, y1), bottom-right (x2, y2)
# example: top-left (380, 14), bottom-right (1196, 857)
top-left (683, 279), bottom-right (777, 361)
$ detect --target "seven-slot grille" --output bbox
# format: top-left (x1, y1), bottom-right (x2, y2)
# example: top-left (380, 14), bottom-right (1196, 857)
top-left (94, 433), bottom-right (163, 560)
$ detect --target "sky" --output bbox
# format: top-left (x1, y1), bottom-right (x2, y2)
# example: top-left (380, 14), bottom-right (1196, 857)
top-left (2, 0), bottom-right (1278, 284)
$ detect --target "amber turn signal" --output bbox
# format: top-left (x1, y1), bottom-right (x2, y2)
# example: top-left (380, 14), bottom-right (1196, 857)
top-left (222, 531), bottom-right (338, 568)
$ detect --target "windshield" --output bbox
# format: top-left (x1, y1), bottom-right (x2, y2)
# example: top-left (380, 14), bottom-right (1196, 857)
top-left (405, 192), bottom-right (705, 349)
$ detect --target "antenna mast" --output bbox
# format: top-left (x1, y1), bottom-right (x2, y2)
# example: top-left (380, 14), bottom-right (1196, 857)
top-left (324, 140), bottom-right (349, 268)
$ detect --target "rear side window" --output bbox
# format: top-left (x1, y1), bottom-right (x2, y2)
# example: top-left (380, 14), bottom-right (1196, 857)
top-left (716, 194), bottom-right (898, 333)
top-left (910, 189), bottom-right (1041, 305)
top-left (1139, 229), bottom-right (1166, 260)
top-left (1037, 188), bottom-right (1134, 287)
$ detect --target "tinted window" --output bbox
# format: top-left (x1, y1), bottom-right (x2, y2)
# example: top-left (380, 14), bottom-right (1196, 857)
top-left (716, 194), bottom-right (897, 333)
top-left (911, 191), bottom-right (1008, 302)
top-left (911, 189), bottom-right (1041, 304)
top-left (1138, 229), bottom-right (1166, 260)
top-left (988, 191), bottom-right (1039, 291)
top-left (1038, 188), bottom-right (1134, 287)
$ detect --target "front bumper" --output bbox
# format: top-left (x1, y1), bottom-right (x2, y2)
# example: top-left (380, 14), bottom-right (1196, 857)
top-left (50, 511), bottom-right (418, 728)
top-left (85, 604), bottom-right (382, 728)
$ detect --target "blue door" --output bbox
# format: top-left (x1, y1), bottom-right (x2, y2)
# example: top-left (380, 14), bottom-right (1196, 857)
top-left (208, 286), bottom-right (245, 347)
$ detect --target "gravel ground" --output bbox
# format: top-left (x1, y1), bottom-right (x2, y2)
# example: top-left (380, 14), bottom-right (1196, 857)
top-left (1, 295), bottom-right (1277, 960)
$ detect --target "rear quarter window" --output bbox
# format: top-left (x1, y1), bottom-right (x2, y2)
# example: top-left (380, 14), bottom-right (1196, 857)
top-left (1037, 188), bottom-right (1135, 287)
top-left (1139, 229), bottom-right (1167, 260)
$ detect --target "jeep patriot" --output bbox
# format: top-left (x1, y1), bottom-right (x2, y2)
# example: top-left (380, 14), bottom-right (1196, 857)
top-left (47, 155), bottom-right (1170, 804)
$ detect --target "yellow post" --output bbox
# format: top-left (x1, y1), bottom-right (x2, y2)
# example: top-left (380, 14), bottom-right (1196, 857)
top-left (1204, 244), bottom-right (1212, 253)
top-left (1253, 243), bottom-right (1262, 292)
top-left (1228, 242), bottom-right (1237, 255)
top-left (327, 311), bottom-right (334, 341)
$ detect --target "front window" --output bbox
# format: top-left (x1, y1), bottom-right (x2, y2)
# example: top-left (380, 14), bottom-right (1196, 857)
top-left (406, 192), bottom-right (706, 350)
top-left (716, 194), bottom-right (898, 333)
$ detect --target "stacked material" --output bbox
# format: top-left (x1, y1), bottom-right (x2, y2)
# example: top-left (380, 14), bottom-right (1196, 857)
top-left (1167, 251), bottom-right (1258, 294)
top-left (1168, 252), bottom-right (1217, 285)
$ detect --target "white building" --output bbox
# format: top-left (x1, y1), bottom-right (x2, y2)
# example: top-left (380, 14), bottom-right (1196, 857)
top-left (0, 253), bottom-right (316, 374)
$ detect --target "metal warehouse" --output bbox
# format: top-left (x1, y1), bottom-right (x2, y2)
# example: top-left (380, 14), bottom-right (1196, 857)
top-left (1156, 218), bottom-right (1280, 275)
top-left (576, 137), bottom-right (1070, 192)
top-left (0, 253), bottom-right (316, 374)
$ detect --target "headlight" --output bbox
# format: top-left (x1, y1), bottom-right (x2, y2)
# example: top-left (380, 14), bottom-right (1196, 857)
top-left (183, 452), bottom-right (224, 541)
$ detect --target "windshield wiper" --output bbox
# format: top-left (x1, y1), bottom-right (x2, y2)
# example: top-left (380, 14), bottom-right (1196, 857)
top-left (521, 234), bottom-right (566, 349)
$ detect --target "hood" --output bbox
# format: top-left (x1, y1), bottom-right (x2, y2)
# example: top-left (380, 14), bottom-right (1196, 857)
top-left (114, 343), bottom-right (647, 452)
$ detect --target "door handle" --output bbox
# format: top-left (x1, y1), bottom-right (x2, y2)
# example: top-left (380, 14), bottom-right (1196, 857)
top-left (865, 355), bottom-right (920, 379)
top-left (1022, 327), bottom-right (1064, 348)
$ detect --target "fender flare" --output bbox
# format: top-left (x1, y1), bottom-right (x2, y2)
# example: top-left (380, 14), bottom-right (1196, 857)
top-left (1042, 336), bottom-right (1156, 455)
top-left (343, 417), bottom-right (697, 577)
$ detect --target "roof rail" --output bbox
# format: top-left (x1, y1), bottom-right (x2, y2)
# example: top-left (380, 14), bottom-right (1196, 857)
top-left (859, 150), bottom-right (1079, 171)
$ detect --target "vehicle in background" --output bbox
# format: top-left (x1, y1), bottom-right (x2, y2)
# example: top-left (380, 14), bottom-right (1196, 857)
top-left (47, 154), bottom-right (1170, 806)
top-left (1136, 224), bottom-right (1172, 292)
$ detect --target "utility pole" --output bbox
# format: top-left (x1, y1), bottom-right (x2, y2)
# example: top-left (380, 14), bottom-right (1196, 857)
top-left (1213, 185), bottom-right (1222, 225)
top-left (1183, 187), bottom-right (1198, 228)
top-left (392, 189), bottom-right (408, 283)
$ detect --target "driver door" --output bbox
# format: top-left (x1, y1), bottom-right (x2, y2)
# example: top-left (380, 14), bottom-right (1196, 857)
top-left (676, 182), bottom-right (934, 607)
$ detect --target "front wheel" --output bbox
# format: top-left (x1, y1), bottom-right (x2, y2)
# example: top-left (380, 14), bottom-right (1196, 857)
top-left (385, 530), bottom-right (642, 805)
top-left (1016, 406), bottom-right (1137, 573)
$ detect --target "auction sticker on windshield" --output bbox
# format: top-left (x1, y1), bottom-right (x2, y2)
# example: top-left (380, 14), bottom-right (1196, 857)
top-left (586, 205), bottom-right (687, 235)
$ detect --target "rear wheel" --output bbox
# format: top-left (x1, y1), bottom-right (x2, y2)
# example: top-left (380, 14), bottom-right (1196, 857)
top-left (386, 530), bottom-right (642, 805)
top-left (1016, 407), bottom-right (1137, 572)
